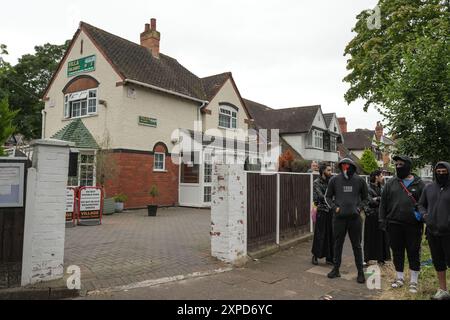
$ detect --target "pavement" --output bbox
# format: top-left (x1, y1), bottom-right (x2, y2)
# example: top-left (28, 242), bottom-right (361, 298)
top-left (64, 207), bottom-right (226, 294)
top-left (79, 236), bottom-right (381, 300)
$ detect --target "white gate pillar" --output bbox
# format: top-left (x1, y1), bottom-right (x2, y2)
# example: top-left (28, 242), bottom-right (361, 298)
top-left (211, 163), bottom-right (247, 266)
top-left (21, 139), bottom-right (74, 286)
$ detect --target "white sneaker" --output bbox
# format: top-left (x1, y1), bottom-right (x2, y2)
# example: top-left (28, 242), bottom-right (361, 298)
top-left (391, 279), bottom-right (404, 289)
top-left (409, 282), bottom-right (419, 294)
top-left (432, 289), bottom-right (450, 300)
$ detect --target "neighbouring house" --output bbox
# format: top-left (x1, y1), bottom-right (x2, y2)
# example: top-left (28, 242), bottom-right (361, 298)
top-left (244, 99), bottom-right (343, 168)
top-left (338, 119), bottom-right (395, 171)
top-left (42, 19), bottom-right (256, 209)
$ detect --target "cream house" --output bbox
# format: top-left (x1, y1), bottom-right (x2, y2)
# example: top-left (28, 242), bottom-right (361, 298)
top-left (42, 19), bottom-right (253, 208)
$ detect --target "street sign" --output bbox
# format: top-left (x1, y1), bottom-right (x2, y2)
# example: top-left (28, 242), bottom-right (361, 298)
top-left (77, 187), bottom-right (103, 226)
top-left (67, 55), bottom-right (96, 77)
top-left (138, 116), bottom-right (158, 128)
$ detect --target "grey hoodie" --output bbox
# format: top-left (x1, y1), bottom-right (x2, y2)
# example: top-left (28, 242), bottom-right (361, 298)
top-left (325, 158), bottom-right (369, 219)
top-left (419, 161), bottom-right (450, 236)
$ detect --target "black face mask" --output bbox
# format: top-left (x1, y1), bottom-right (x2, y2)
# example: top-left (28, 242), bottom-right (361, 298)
top-left (396, 163), bottom-right (411, 179)
top-left (436, 173), bottom-right (449, 186)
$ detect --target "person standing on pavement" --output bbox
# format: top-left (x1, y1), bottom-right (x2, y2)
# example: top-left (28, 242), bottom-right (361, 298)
top-left (307, 161), bottom-right (319, 174)
top-left (419, 161), bottom-right (450, 300)
top-left (363, 170), bottom-right (391, 265)
top-left (379, 155), bottom-right (426, 294)
top-left (311, 163), bottom-right (334, 266)
top-left (325, 158), bottom-right (369, 284)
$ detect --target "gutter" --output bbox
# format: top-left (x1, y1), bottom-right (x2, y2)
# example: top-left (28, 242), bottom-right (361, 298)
top-left (124, 79), bottom-right (209, 105)
top-left (41, 109), bottom-right (47, 139)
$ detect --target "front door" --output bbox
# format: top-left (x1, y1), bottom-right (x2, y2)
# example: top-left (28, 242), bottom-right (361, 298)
top-left (203, 153), bottom-right (212, 205)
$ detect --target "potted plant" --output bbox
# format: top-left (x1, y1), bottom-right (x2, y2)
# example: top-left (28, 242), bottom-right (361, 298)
top-left (147, 185), bottom-right (159, 216)
top-left (113, 194), bottom-right (128, 213)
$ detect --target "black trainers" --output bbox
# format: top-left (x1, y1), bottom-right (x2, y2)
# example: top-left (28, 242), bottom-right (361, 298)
top-left (327, 268), bottom-right (341, 279)
top-left (312, 256), bottom-right (319, 266)
top-left (326, 260), bottom-right (334, 266)
top-left (357, 271), bottom-right (366, 284)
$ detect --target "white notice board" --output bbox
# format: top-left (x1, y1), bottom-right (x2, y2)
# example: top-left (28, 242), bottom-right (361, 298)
top-left (0, 162), bottom-right (25, 208)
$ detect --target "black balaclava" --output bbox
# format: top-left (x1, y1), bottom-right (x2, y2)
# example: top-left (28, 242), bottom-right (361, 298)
top-left (435, 164), bottom-right (449, 187)
top-left (396, 162), bottom-right (412, 180)
top-left (341, 163), bottom-right (356, 180)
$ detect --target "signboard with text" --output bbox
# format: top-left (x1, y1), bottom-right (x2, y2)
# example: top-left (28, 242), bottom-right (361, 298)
top-left (138, 116), bottom-right (158, 128)
top-left (0, 163), bottom-right (25, 208)
top-left (67, 55), bottom-right (96, 77)
top-left (66, 188), bottom-right (77, 228)
top-left (77, 187), bottom-right (103, 226)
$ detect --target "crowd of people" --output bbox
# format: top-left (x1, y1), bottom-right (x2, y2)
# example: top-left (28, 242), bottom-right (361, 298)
top-left (310, 157), bottom-right (450, 300)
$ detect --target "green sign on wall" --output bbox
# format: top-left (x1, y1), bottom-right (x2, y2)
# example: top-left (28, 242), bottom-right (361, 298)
top-left (67, 55), bottom-right (96, 77)
top-left (139, 116), bottom-right (158, 128)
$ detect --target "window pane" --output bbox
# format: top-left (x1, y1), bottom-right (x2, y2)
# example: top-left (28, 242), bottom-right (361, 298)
top-left (181, 164), bottom-right (199, 184)
top-left (81, 101), bottom-right (87, 116)
top-left (204, 187), bottom-right (212, 203)
top-left (219, 114), bottom-right (231, 128)
top-left (89, 90), bottom-right (97, 98)
top-left (88, 99), bottom-right (97, 113)
top-left (232, 118), bottom-right (237, 129)
top-left (154, 153), bottom-right (165, 170)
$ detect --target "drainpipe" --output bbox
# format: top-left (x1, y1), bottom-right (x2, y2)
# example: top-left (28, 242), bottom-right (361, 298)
top-left (41, 109), bottom-right (47, 139)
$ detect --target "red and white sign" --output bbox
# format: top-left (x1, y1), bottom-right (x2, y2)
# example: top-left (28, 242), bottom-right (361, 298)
top-left (78, 187), bottom-right (103, 225)
top-left (66, 187), bottom-right (77, 226)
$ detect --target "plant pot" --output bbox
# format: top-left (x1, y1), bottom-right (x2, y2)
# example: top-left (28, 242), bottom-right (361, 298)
top-left (115, 202), bottom-right (124, 213)
top-left (147, 205), bottom-right (158, 216)
top-left (103, 198), bottom-right (116, 215)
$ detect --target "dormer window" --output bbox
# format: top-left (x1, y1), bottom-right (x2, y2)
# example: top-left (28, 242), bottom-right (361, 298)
top-left (64, 89), bottom-right (98, 119)
top-left (219, 106), bottom-right (238, 129)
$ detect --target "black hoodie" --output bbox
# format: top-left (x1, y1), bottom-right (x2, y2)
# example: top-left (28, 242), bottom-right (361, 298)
top-left (379, 174), bottom-right (425, 226)
top-left (419, 161), bottom-right (450, 236)
top-left (325, 158), bottom-right (368, 219)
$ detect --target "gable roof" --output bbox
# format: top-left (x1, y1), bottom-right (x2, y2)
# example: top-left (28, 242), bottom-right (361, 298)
top-left (51, 119), bottom-right (99, 149)
top-left (342, 130), bottom-right (375, 150)
top-left (44, 22), bottom-right (248, 109)
top-left (201, 72), bottom-right (232, 100)
top-left (243, 99), bottom-right (321, 134)
top-left (323, 113), bottom-right (335, 128)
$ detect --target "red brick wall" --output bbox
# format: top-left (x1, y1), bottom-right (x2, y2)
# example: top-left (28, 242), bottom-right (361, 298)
top-left (104, 150), bottom-right (179, 209)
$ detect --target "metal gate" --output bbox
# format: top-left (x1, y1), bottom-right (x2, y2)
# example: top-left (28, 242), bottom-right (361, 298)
top-left (0, 157), bottom-right (30, 288)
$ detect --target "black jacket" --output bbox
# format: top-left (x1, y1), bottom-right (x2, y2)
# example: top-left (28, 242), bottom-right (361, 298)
top-left (379, 175), bottom-right (425, 226)
top-left (325, 160), bottom-right (368, 219)
top-left (364, 183), bottom-right (382, 217)
top-left (419, 161), bottom-right (450, 236)
top-left (313, 176), bottom-right (330, 212)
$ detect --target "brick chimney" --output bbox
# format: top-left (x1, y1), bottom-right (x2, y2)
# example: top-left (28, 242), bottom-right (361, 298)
top-left (375, 121), bottom-right (383, 141)
top-left (140, 18), bottom-right (160, 58)
top-left (338, 117), bottom-right (348, 134)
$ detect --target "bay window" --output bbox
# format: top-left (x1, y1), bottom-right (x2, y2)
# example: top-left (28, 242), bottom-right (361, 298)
top-left (307, 130), bottom-right (324, 149)
top-left (330, 136), bottom-right (337, 152)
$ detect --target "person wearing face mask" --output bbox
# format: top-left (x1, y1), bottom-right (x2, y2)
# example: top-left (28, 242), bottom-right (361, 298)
top-left (325, 158), bottom-right (369, 284)
top-left (379, 155), bottom-right (426, 294)
top-left (311, 163), bottom-right (334, 266)
top-left (363, 170), bottom-right (391, 266)
top-left (419, 162), bottom-right (450, 300)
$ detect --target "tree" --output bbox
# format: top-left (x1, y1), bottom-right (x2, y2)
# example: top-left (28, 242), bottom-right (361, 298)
top-left (359, 149), bottom-right (380, 174)
top-left (0, 42), bottom-right (69, 139)
top-left (278, 149), bottom-right (294, 172)
top-left (0, 98), bottom-right (19, 156)
top-left (344, 0), bottom-right (450, 167)
top-left (291, 159), bottom-right (312, 173)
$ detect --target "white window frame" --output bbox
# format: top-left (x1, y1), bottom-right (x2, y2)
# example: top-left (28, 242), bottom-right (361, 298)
top-left (218, 106), bottom-right (238, 129)
top-left (64, 88), bottom-right (98, 119)
top-left (307, 130), bottom-right (324, 149)
top-left (68, 151), bottom-right (96, 187)
top-left (330, 136), bottom-right (337, 152)
top-left (154, 152), bottom-right (166, 172)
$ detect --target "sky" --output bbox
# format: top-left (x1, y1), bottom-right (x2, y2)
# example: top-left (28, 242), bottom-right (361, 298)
top-left (1, 0), bottom-right (382, 132)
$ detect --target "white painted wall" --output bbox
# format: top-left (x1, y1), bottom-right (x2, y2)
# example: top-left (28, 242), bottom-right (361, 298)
top-left (21, 139), bottom-right (73, 286)
top-left (211, 163), bottom-right (247, 266)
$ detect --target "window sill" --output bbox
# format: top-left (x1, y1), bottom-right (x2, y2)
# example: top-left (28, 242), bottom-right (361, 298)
top-left (62, 114), bottom-right (98, 121)
top-left (153, 170), bottom-right (168, 173)
top-left (305, 147), bottom-right (324, 151)
top-left (218, 126), bottom-right (238, 131)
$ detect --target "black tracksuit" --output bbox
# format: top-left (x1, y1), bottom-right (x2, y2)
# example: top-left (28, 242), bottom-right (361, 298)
top-left (325, 171), bottom-right (369, 271)
top-left (380, 175), bottom-right (426, 272)
top-left (419, 162), bottom-right (450, 272)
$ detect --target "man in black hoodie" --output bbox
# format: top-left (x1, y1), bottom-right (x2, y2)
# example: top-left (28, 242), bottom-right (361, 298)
top-left (419, 162), bottom-right (450, 300)
top-left (325, 158), bottom-right (368, 284)
top-left (379, 155), bottom-right (425, 294)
